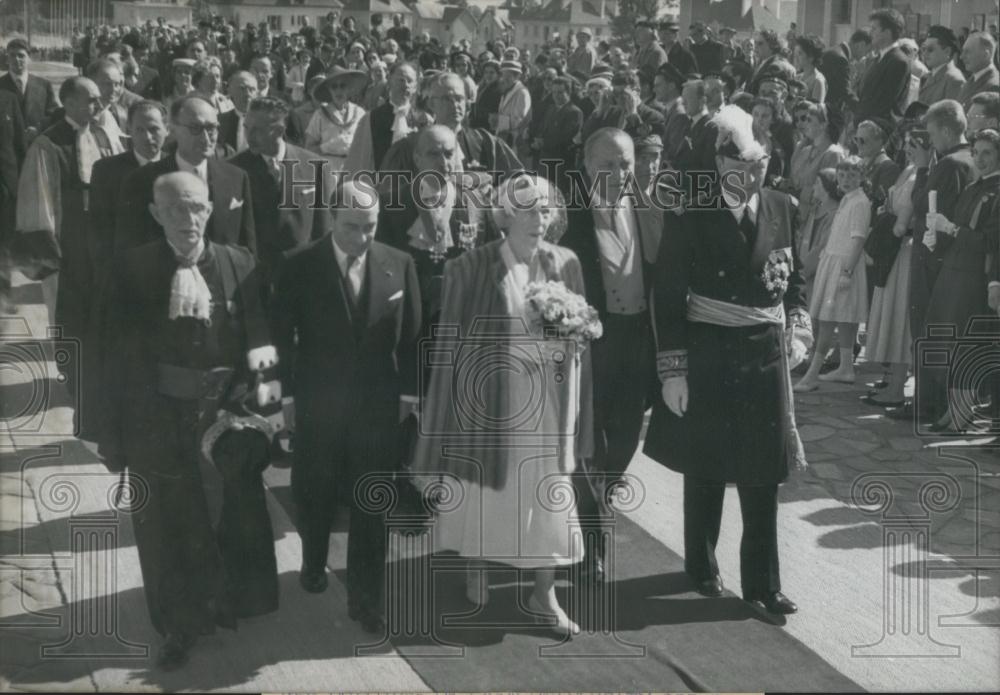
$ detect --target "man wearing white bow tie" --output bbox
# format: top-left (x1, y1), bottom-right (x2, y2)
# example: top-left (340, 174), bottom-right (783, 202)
top-left (115, 95), bottom-right (257, 255)
top-left (16, 75), bottom-right (123, 344)
top-left (344, 61), bottom-right (418, 177)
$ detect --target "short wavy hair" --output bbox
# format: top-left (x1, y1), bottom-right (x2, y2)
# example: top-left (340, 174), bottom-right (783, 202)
top-left (794, 34), bottom-right (825, 67)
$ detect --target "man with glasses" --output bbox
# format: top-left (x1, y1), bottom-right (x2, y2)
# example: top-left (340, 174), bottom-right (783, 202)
top-left (689, 22), bottom-right (725, 76)
top-left (966, 92), bottom-right (999, 139)
top-left (116, 95), bottom-right (256, 255)
top-left (919, 25), bottom-right (966, 105)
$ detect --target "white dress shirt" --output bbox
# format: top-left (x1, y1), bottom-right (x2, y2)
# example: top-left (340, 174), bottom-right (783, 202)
top-left (235, 111), bottom-right (248, 152)
top-left (331, 236), bottom-right (367, 302)
top-left (175, 152), bottom-right (208, 181)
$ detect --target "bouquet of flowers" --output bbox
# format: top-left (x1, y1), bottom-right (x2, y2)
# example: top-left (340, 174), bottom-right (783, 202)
top-left (761, 248), bottom-right (792, 301)
top-left (524, 280), bottom-right (603, 347)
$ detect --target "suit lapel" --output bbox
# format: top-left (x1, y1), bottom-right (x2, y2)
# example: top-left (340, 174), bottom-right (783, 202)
top-left (363, 245), bottom-right (386, 328)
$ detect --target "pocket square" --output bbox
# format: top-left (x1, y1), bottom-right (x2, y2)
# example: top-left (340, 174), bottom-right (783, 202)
top-left (229, 198), bottom-right (244, 210)
top-left (389, 290), bottom-right (404, 301)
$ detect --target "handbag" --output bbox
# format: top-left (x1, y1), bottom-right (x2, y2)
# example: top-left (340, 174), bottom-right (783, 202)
top-left (864, 210), bottom-right (902, 288)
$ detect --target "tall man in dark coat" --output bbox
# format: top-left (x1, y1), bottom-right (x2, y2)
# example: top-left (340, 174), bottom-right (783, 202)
top-left (273, 179), bottom-right (422, 634)
top-left (116, 96), bottom-right (256, 255)
top-left (688, 23), bottom-right (725, 76)
top-left (1, 38), bottom-right (58, 141)
top-left (229, 96), bottom-right (323, 286)
top-left (631, 20), bottom-right (668, 78)
top-left (99, 172), bottom-right (282, 670)
top-left (220, 71), bottom-right (258, 153)
top-left (537, 76), bottom-right (583, 195)
top-left (561, 127), bottom-right (661, 583)
top-left (644, 106), bottom-right (812, 615)
top-left (855, 8), bottom-right (910, 122)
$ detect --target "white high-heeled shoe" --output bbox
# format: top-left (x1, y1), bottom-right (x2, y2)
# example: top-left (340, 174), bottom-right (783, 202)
top-left (527, 594), bottom-right (580, 638)
top-left (465, 568), bottom-right (489, 606)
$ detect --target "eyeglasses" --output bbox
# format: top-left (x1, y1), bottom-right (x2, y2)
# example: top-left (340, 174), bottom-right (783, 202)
top-left (854, 136), bottom-right (868, 145)
top-left (177, 122), bottom-right (218, 137)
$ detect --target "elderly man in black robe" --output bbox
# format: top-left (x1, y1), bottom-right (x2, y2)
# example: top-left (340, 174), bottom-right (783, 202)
top-left (99, 171), bottom-right (283, 670)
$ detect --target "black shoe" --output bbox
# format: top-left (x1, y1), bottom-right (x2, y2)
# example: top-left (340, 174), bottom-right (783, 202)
top-left (299, 568), bottom-right (328, 594)
top-left (157, 633), bottom-right (195, 671)
top-left (818, 359), bottom-right (840, 374)
top-left (691, 574), bottom-right (724, 597)
top-left (746, 591), bottom-right (798, 615)
top-left (872, 379), bottom-right (890, 390)
top-left (860, 395), bottom-right (905, 408)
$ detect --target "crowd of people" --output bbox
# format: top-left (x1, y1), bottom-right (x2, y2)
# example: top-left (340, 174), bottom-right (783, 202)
top-left (0, 5), bottom-right (998, 673)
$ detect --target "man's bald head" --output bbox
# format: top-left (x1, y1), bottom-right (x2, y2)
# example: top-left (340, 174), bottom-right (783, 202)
top-left (150, 172), bottom-right (213, 253)
top-left (414, 125), bottom-right (457, 176)
top-left (59, 76), bottom-right (103, 126)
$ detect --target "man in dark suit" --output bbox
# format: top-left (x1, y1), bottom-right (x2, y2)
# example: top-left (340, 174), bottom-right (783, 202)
top-left (220, 71), bottom-right (259, 153)
top-left (0, 89), bottom-right (25, 308)
top-left (919, 26), bottom-right (966, 105)
top-left (658, 20), bottom-right (698, 78)
top-left (820, 47), bottom-right (851, 109)
top-left (674, 78), bottom-right (719, 188)
top-left (229, 97), bottom-right (322, 285)
top-left (273, 179), bottom-right (422, 634)
top-left (116, 95), bottom-right (256, 254)
top-left (1, 38), bottom-right (58, 141)
top-left (959, 31), bottom-right (1000, 111)
top-left (0, 89), bottom-right (25, 244)
top-left (89, 100), bottom-right (168, 280)
top-left (561, 127), bottom-right (661, 583)
top-left (855, 8), bottom-right (910, 122)
top-left (537, 76), bottom-right (583, 194)
top-left (689, 23), bottom-right (725, 76)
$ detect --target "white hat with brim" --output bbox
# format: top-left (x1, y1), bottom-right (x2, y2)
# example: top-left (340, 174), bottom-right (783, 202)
top-left (499, 60), bottom-right (523, 74)
top-left (313, 66), bottom-right (369, 101)
top-left (586, 76), bottom-right (611, 90)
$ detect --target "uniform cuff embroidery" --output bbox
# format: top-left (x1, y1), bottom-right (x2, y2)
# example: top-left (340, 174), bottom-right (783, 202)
top-left (657, 349), bottom-right (688, 381)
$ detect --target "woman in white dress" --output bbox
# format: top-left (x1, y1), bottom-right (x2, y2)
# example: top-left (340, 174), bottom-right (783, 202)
top-left (412, 175), bottom-right (591, 638)
top-left (304, 67), bottom-right (368, 174)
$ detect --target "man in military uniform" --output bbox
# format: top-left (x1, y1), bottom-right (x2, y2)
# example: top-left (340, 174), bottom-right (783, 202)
top-left (644, 106), bottom-right (812, 615)
top-left (99, 172), bottom-right (282, 670)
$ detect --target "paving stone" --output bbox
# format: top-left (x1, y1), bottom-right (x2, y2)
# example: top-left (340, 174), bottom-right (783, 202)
top-left (870, 449), bottom-right (914, 462)
top-left (809, 462), bottom-right (845, 481)
top-left (803, 451), bottom-right (839, 462)
top-left (810, 415), bottom-right (859, 429)
top-left (889, 437), bottom-right (925, 452)
top-left (798, 424), bottom-right (836, 442)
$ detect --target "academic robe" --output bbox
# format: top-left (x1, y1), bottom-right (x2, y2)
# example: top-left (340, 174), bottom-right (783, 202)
top-left (99, 240), bottom-right (278, 634)
top-left (378, 126), bottom-right (522, 185)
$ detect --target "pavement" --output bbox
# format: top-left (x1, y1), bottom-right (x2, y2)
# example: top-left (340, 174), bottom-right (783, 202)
top-left (2, 264), bottom-right (999, 692)
top-left (1, 62), bottom-right (998, 690)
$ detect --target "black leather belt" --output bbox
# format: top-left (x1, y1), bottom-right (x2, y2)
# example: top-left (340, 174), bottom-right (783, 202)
top-left (156, 364), bottom-right (235, 401)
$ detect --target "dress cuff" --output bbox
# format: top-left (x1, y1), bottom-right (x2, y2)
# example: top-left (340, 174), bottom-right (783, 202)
top-left (400, 395), bottom-right (420, 405)
top-left (657, 349), bottom-right (688, 382)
